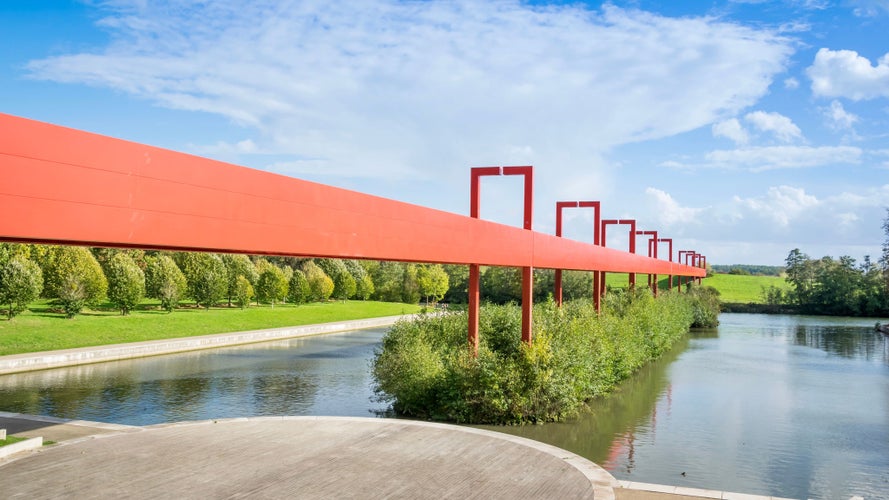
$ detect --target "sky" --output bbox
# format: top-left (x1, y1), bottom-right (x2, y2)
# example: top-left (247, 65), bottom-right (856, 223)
top-left (2, 0), bottom-right (888, 266)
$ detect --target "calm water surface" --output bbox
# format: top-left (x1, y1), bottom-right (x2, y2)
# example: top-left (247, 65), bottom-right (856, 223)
top-left (1, 314), bottom-right (887, 499)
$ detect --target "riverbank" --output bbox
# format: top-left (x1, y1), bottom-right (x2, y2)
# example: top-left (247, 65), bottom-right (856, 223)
top-left (0, 314), bottom-right (413, 375)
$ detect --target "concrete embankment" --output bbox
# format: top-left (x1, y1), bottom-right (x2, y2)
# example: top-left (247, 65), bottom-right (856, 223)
top-left (0, 314), bottom-right (412, 375)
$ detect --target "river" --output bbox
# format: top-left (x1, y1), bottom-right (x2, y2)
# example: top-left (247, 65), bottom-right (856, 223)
top-left (1, 313), bottom-right (887, 499)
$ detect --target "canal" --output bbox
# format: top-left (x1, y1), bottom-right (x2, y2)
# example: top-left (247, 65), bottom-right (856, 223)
top-left (1, 313), bottom-right (887, 499)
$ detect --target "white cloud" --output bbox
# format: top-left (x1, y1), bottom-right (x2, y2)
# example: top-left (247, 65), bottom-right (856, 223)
top-left (784, 77), bottom-right (800, 89)
top-left (705, 145), bottom-right (861, 171)
top-left (807, 48), bottom-right (889, 100)
top-left (851, 0), bottom-right (889, 16)
top-left (644, 188), bottom-right (705, 228)
top-left (733, 186), bottom-right (819, 226)
top-left (712, 118), bottom-right (749, 145)
top-left (25, 0), bottom-right (794, 186)
top-left (743, 111), bottom-right (803, 142)
top-left (823, 100), bottom-right (859, 130)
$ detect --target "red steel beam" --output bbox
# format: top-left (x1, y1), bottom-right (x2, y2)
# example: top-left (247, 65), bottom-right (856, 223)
top-left (657, 238), bottom-right (673, 291)
top-left (601, 219), bottom-right (637, 292)
top-left (0, 112), bottom-right (705, 295)
top-left (636, 230), bottom-right (658, 296)
top-left (554, 201), bottom-right (601, 310)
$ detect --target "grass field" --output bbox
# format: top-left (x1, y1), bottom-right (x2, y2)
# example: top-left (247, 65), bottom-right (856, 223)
top-left (0, 300), bottom-right (422, 356)
top-left (605, 271), bottom-right (790, 304)
top-left (701, 273), bottom-right (790, 303)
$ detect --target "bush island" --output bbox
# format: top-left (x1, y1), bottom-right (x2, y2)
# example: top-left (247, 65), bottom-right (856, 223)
top-left (373, 290), bottom-right (705, 424)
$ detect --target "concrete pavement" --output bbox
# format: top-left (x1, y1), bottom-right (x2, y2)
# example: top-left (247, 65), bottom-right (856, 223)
top-left (0, 414), bottom-right (796, 500)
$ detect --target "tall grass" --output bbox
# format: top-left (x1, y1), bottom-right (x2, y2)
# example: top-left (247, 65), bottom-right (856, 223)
top-left (373, 289), bottom-right (712, 424)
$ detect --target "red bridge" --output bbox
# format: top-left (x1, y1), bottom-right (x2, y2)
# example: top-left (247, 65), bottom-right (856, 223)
top-left (0, 113), bottom-right (705, 351)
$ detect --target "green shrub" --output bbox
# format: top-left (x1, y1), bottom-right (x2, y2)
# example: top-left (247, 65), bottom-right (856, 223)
top-left (0, 256), bottom-right (43, 319)
top-left (105, 253), bottom-right (145, 315)
top-left (234, 275), bottom-right (254, 309)
top-left (373, 291), bottom-right (701, 424)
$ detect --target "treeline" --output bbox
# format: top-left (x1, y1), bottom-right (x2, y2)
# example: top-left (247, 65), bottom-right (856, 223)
top-left (711, 264), bottom-right (784, 276)
top-left (764, 248), bottom-right (889, 317)
top-left (0, 243), bottom-right (450, 319)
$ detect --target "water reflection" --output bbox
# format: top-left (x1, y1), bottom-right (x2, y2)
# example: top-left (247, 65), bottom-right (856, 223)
top-left (0, 329), bottom-right (387, 425)
top-left (489, 314), bottom-right (889, 500)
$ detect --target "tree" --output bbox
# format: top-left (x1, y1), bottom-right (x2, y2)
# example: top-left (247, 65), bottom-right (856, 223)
top-left (784, 248), bottom-right (813, 306)
top-left (416, 264), bottom-right (449, 305)
top-left (174, 252), bottom-right (227, 309)
top-left (144, 255), bottom-right (187, 312)
top-left (481, 266), bottom-right (522, 304)
top-left (45, 246), bottom-right (108, 316)
top-left (882, 208), bottom-right (889, 291)
top-left (234, 275), bottom-right (254, 309)
top-left (344, 260), bottom-right (374, 300)
top-left (222, 254), bottom-right (258, 307)
top-left (255, 259), bottom-right (288, 306)
top-left (287, 269), bottom-right (310, 305)
top-left (401, 263), bottom-right (420, 304)
top-left (317, 259), bottom-right (356, 301)
top-left (441, 265), bottom-right (468, 303)
top-left (301, 261), bottom-right (334, 302)
top-left (0, 256), bottom-right (43, 319)
top-left (105, 253), bottom-right (145, 315)
top-left (371, 261), bottom-right (405, 302)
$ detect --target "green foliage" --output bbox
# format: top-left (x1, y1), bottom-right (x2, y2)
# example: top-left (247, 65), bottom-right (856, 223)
top-left (0, 257), bottom-right (43, 319)
top-left (222, 254), bottom-right (258, 307)
top-left (370, 261), bottom-right (406, 302)
top-left (175, 252), bottom-right (227, 309)
top-left (44, 246), bottom-right (108, 315)
top-left (234, 275), bottom-right (254, 309)
top-left (287, 269), bottom-right (310, 305)
top-left (442, 265), bottom-right (468, 303)
top-left (57, 274), bottom-right (86, 318)
top-left (480, 266), bottom-right (522, 304)
top-left (710, 264), bottom-right (784, 276)
top-left (373, 291), bottom-right (699, 424)
top-left (301, 261), bottom-right (334, 302)
top-left (783, 249), bottom-right (889, 316)
top-left (416, 264), bottom-right (449, 305)
top-left (144, 255), bottom-right (187, 312)
top-left (105, 253), bottom-right (145, 315)
top-left (685, 285), bottom-right (721, 327)
top-left (255, 260), bottom-right (288, 306)
top-left (344, 260), bottom-right (373, 300)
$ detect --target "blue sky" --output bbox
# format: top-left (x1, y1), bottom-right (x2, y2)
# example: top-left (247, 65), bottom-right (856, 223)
top-left (2, 0), bottom-right (888, 265)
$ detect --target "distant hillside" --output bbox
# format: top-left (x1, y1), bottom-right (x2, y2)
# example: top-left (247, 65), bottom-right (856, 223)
top-left (710, 264), bottom-right (784, 276)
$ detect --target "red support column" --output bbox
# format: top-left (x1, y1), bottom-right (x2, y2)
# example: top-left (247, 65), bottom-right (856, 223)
top-left (504, 166), bottom-right (534, 345)
top-left (602, 219), bottom-right (637, 290)
top-left (468, 167), bottom-right (501, 354)
top-left (469, 166), bottom-right (534, 348)
top-left (636, 230), bottom-right (658, 296)
top-left (658, 238), bottom-right (673, 291)
top-left (554, 201), bottom-right (601, 310)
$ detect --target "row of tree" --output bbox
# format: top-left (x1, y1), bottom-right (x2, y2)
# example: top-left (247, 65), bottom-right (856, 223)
top-left (0, 243), bottom-right (450, 319)
top-left (771, 210), bottom-right (889, 317)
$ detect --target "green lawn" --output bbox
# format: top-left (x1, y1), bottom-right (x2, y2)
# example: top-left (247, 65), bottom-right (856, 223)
top-left (701, 273), bottom-right (790, 303)
top-left (0, 300), bottom-right (422, 356)
top-left (605, 271), bottom-right (790, 304)
top-left (0, 436), bottom-right (27, 447)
